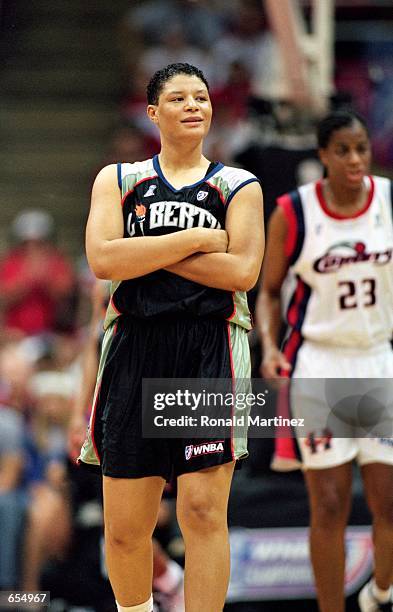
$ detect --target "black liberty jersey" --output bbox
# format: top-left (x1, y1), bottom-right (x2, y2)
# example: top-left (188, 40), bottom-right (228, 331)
top-left (104, 156), bottom-right (259, 330)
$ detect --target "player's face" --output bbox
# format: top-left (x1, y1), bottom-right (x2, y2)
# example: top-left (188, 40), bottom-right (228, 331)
top-left (319, 121), bottom-right (371, 190)
top-left (147, 73), bottom-right (212, 142)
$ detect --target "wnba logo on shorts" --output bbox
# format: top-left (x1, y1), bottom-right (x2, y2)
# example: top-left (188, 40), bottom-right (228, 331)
top-left (185, 445), bottom-right (194, 460)
top-left (185, 441), bottom-right (225, 460)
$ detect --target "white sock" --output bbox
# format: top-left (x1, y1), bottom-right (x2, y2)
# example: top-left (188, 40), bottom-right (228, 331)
top-left (154, 559), bottom-right (183, 594)
top-left (371, 579), bottom-right (391, 603)
top-left (116, 595), bottom-right (154, 612)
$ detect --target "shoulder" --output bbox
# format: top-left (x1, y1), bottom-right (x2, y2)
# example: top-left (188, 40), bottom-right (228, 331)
top-left (210, 164), bottom-right (261, 206)
top-left (371, 174), bottom-right (392, 194)
top-left (118, 158), bottom-right (157, 190)
top-left (275, 183), bottom-right (313, 264)
top-left (277, 181), bottom-right (316, 213)
top-left (119, 158), bottom-right (155, 181)
top-left (215, 164), bottom-right (259, 188)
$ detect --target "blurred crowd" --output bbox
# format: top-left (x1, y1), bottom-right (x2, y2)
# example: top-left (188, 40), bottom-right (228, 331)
top-left (0, 0), bottom-right (392, 609)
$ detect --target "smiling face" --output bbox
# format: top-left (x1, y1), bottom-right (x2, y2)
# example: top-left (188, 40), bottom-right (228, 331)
top-left (147, 73), bottom-right (212, 144)
top-left (319, 120), bottom-right (371, 190)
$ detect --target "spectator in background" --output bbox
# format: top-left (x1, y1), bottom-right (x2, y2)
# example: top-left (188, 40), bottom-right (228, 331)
top-left (139, 22), bottom-right (213, 85)
top-left (103, 124), bottom-right (158, 168)
top-left (205, 60), bottom-right (252, 164)
top-left (0, 404), bottom-right (25, 589)
top-left (120, 64), bottom-right (162, 150)
top-left (211, 0), bottom-right (283, 102)
top-left (121, 0), bottom-right (231, 59)
top-left (0, 342), bottom-right (33, 589)
top-left (0, 210), bottom-right (76, 339)
top-left (22, 369), bottom-right (74, 592)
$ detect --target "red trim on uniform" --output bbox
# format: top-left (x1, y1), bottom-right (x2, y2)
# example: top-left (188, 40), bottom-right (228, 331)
top-left (274, 335), bottom-right (302, 465)
top-left (206, 180), bottom-right (226, 206)
top-left (277, 194), bottom-right (298, 259)
top-left (283, 329), bottom-right (302, 365)
top-left (315, 176), bottom-right (375, 220)
top-left (226, 292), bottom-right (237, 321)
top-left (121, 175), bottom-right (158, 207)
top-left (90, 382), bottom-right (102, 461)
top-left (287, 281), bottom-right (305, 328)
top-left (226, 323), bottom-right (235, 461)
top-left (110, 295), bottom-right (122, 316)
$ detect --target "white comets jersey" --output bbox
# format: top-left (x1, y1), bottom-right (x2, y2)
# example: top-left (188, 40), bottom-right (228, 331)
top-left (279, 176), bottom-right (393, 348)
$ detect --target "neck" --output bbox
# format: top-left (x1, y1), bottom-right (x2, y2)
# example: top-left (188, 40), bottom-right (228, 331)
top-left (324, 177), bottom-right (367, 210)
top-left (158, 140), bottom-right (207, 172)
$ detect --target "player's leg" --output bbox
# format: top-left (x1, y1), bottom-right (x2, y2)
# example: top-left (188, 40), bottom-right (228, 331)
top-left (176, 461), bottom-right (235, 612)
top-left (103, 475), bottom-right (165, 609)
top-left (304, 462), bottom-right (353, 612)
top-left (361, 462), bottom-right (393, 599)
top-left (152, 539), bottom-right (184, 612)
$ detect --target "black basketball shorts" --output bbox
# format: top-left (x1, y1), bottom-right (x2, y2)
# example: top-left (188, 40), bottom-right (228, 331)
top-left (79, 314), bottom-right (251, 480)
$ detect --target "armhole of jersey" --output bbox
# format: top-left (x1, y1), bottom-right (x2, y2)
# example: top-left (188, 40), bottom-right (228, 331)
top-left (225, 177), bottom-right (260, 208)
top-left (277, 189), bottom-right (305, 266)
top-left (117, 163), bottom-right (122, 191)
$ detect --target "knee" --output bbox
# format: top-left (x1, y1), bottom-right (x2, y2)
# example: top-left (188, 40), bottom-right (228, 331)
top-left (310, 493), bottom-right (348, 529)
top-left (105, 517), bottom-right (153, 552)
top-left (177, 495), bottom-right (224, 536)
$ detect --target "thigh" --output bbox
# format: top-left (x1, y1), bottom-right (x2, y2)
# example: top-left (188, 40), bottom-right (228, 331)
top-left (103, 476), bottom-right (165, 536)
top-left (176, 461), bottom-right (236, 519)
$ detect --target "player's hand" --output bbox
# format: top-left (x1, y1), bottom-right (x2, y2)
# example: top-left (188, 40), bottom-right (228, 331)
top-left (67, 413), bottom-right (87, 461)
top-left (196, 228), bottom-right (228, 253)
top-left (261, 347), bottom-right (292, 380)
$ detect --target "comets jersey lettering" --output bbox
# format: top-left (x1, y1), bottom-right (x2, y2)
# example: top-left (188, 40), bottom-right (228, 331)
top-left (279, 176), bottom-right (393, 348)
top-left (104, 156), bottom-right (259, 330)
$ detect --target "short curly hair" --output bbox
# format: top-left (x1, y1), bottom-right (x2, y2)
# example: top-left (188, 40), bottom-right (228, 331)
top-left (146, 63), bottom-right (209, 105)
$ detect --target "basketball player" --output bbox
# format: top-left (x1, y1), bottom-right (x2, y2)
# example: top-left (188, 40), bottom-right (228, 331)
top-left (257, 110), bottom-right (393, 611)
top-left (78, 63), bottom-right (264, 612)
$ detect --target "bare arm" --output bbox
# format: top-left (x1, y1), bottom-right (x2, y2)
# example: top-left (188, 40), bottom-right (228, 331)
top-left (165, 181), bottom-right (264, 292)
top-left (255, 206), bottom-right (292, 378)
top-left (86, 165), bottom-right (228, 280)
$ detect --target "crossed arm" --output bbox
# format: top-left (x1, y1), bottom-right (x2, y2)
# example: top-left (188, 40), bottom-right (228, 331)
top-left (165, 181), bottom-right (264, 291)
top-left (86, 164), bottom-right (264, 292)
